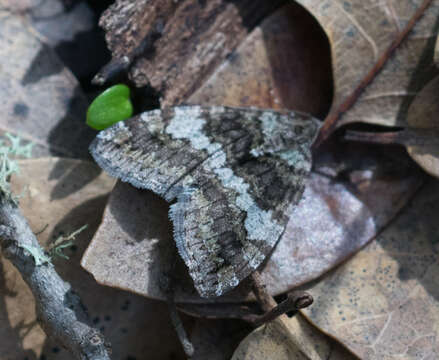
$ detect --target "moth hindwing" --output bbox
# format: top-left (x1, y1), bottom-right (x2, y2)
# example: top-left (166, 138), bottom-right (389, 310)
top-left (90, 106), bottom-right (320, 298)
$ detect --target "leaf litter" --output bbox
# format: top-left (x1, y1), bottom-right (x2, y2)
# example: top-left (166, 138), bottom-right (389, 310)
top-left (1, 0), bottom-right (438, 358)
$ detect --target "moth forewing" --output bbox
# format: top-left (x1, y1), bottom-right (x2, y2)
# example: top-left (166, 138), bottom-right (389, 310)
top-left (90, 106), bottom-right (320, 298)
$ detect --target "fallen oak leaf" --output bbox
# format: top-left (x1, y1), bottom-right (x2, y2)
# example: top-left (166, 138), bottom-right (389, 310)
top-left (345, 75), bottom-right (439, 177)
top-left (406, 75), bottom-right (439, 177)
top-left (301, 179), bottom-right (439, 359)
top-left (1, 0), bottom-right (95, 48)
top-left (190, 318), bottom-right (252, 360)
top-left (293, 0), bottom-right (438, 146)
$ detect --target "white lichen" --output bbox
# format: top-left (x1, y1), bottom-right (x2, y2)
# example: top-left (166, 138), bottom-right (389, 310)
top-left (0, 133), bottom-right (33, 198)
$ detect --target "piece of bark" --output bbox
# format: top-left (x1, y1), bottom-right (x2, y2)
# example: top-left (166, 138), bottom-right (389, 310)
top-left (96, 0), bottom-right (286, 106)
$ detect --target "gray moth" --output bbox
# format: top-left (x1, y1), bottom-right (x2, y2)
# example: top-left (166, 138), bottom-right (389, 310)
top-left (90, 106), bottom-right (320, 298)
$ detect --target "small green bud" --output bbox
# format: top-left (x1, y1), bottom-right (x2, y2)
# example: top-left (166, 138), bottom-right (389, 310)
top-left (86, 84), bottom-right (133, 130)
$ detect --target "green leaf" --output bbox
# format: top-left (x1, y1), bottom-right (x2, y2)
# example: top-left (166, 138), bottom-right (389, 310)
top-left (86, 84), bottom-right (133, 130)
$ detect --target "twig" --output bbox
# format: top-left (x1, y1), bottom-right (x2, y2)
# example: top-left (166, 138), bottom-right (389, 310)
top-left (92, 36), bottom-right (154, 86)
top-left (249, 271), bottom-right (313, 326)
top-left (167, 295), bottom-right (195, 358)
top-left (345, 128), bottom-right (439, 146)
top-left (48, 224), bottom-right (88, 259)
top-left (250, 290), bottom-right (313, 327)
top-left (177, 301), bottom-right (260, 320)
top-left (161, 252), bottom-right (194, 358)
top-left (313, 0), bottom-right (434, 149)
top-left (0, 195), bottom-right (111, 360)
top-left (92, 56), bottom-right (130, 86)
top-left (250, 271), bottom-right (276, 311)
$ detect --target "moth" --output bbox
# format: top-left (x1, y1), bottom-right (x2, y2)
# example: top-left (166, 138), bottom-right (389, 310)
top-left (90, 106), bottom-right (320, 298)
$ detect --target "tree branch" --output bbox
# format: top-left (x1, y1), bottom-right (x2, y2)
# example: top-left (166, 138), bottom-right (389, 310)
top-left (0, 194), bottom-right (111, 360)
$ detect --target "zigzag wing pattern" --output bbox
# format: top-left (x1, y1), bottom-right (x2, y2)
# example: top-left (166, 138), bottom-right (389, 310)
top-left (90, 106), bottom-right (320, 297)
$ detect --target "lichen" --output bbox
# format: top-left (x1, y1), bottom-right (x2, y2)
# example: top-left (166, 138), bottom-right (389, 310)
top-left (48, 224), bottom-right (88, 259)
top-left (0, 133), bottom-right (33, 199)
top-left (20, 244), bottom-right (51, 266)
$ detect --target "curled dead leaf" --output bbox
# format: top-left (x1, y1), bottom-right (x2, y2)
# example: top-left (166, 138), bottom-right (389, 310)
top-left (296, 0), bottom-right (439, 128)
top-left (406, 76), bottom-right (439, 177)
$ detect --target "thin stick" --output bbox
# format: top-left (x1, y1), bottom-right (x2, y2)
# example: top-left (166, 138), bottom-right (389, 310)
top-left (313, 0), bottom-right (434, 149)
top-left (162, 253), bottom-right (194, 358)
top-left (251, 290), bottom-right (313, 327)
top-left (167, 296), bottom-right (195, 358)
top-left (250, 271), bottom-right (313, 326)
top-left (0, 196), bottom-right (111, 359)
top-left (92, 36), bottom-right (153, 85)
top-left (345, 130), bottom-right (405, 145)
top-left (250, 271), bottom-right (276, 312)
top-left (345, 128), bottom-right (439, 146)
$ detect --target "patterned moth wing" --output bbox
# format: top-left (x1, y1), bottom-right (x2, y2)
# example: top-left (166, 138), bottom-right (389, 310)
top-left (90, 106), bottom-right (320, 298)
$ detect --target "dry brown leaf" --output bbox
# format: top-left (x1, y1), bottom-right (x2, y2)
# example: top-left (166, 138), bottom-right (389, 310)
top-left (302, 179), bottom-right (439, 359)
top-left (0, 11), bottom-right (95, 158)
top-left (295, 0), bottom-right (439, 128)
top-left (406, 76), bottom-right (439, 177)
top-left (0, 158), bottom-right (187, 359)
top-left (82, 5), bottom-right (424, 305)
top-left (231, 313), bottom-right (355, 360)
top-left (188, 3), bottom-right (332, 118)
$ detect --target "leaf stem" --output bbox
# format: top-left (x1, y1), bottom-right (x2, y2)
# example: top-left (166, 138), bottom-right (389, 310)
top-left (313, 0), bottom-right (434, 149)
